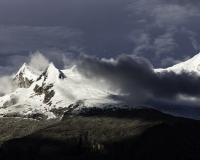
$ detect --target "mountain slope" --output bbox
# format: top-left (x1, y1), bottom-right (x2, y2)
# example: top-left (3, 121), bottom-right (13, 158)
top-left (13, 63), bottom-right (41, 88)
top-left (155, 52), bottom-right (200, 74)
top-left (1, 53), bottom-right (200, 120)
top-left (0, 63), bottom-right (120, 119)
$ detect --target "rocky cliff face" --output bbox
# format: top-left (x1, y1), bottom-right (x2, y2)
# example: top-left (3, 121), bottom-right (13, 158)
top-left (13, 72), bottom-right (33, 88)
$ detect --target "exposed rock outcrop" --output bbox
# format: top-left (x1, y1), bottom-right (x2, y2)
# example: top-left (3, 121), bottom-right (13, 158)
top-left (13, 72), bottom-right (33, 88)
top-left (34, 84), bottom-right (55, 104)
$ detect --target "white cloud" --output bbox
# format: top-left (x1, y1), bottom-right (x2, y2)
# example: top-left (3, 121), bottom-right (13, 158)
top-left (0, 52), bottom-right (54, 96)
top-left (0, 52), bottom-right (49, 96)
top-left (0, 74), bottom-right (17, 96)
top-left (28, 52), bottom-right (49, 71)
top-left (62, 53), bottom-right (76, 69)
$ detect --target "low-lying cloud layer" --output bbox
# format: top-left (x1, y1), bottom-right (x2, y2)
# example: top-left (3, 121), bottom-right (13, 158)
top-left (77, 54), bottom-right (200, 104)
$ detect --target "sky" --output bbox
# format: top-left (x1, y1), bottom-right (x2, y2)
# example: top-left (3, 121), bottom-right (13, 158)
top-left (1, 0), bottom-right (200, 104)
top-left (0, 0), bottom-right (200, 75)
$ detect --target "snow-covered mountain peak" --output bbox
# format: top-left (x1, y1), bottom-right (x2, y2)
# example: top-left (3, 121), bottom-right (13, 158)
top-left (46, 62), bottom-right (59, 75)
top-left (20, 62), bottom-right (27, 69)
top-left (2, 53), bottom-right (200, 120)
top-left (48, 62), bottom-right (56, 69)
top-left (13, 63), bottom-right (40, 88)
top-left (39, 62), bottom-right (66, 86)
top-left (155, 52), bottom-right (200, 75)
top-left (16, 63), bottom-right (29, 75)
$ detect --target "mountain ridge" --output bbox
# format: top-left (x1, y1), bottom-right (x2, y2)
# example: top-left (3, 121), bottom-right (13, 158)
top-left (1, 54), bottom-right (200, 120)
top-left (0, 61), bottom-right (120, 120)
top-left (13, 63), bottom-right (40, 88)
top-left (155, 52), bottom-right (200, 74)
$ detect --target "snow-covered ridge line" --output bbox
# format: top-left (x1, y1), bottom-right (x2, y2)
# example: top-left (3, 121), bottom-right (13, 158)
top-left (1, 53), bottom-right (200, 120)
top-left (0, 62), bottom-right (121, 120)
top-left (155, 52), bottom-right (200, 75)
top-left (13, 63), bottom-right (41, 88)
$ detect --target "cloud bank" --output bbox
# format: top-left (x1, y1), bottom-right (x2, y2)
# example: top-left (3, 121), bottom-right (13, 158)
top-left (77, 54), bottom-right (200, 104)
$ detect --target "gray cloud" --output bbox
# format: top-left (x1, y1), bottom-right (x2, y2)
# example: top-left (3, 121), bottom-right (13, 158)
top-left (181, 27), bottom-right (200, 51)
top-left (77, 54), bottom-right (200, 104)
top-left (127, 30), bottom-right (151, 55)
top-left (153, 31), bottom-right (178, 56)
top-left (127, 0), bottom-right (200, 27)
top-left (125, 0), bottom-right (200, 66)
top-left (62, 54), bottom-right (77, 69)
top-left (128, 28), bottom-right (177, 56)
top-left (152, 3), bottom-right (200, 26)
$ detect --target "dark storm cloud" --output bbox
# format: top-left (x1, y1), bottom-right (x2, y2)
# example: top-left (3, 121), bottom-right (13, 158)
top-left (77, 54), bottom-right (200, 103)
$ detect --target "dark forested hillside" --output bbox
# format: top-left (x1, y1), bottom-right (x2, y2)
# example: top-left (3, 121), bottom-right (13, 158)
top-left (1, 108), bottom-right (200, 160)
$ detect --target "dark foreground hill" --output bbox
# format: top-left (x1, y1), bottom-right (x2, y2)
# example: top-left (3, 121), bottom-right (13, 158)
top-left (1, 108), bottom-right (200, 160)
